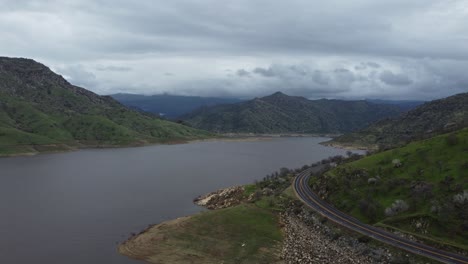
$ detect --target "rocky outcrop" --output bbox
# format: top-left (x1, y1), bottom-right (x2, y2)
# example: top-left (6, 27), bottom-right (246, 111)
top-left (193, 186), bottom-right (245, 209)
top-left (280, 202), bottom-right (419, 264)
top-left (281, 213), bottom-right (373, 264)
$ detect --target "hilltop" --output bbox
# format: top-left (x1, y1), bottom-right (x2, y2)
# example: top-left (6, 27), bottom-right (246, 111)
top-left (182, 92), bottom-right (405, 134)
top-left (0, 57), bottom-right (211, 156)
top-left (328, 92), bottom-right (468, 150)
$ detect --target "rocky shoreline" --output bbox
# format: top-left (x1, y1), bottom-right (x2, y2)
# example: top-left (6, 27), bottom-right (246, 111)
top-left (121, 159), bottom-right (434, 264)
top-left (279, 202), bottom-right (410, 264)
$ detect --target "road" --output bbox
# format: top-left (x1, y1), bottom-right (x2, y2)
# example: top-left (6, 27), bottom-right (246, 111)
top-left (293, 167), bottom-right (468, 264)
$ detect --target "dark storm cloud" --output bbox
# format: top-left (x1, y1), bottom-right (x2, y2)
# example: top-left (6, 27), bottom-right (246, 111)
top-left (1, 0), bottom-right (467, 99)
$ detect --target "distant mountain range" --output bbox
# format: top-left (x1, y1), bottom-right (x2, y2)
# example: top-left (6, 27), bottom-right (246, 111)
top-left (327, 92), bottom-right (468, 149)
top-left (181, 92), bottom-right (408, 134)
top-left (365, 99), bottom-right (425, 112)
top-left (111, 93), bottom-right (424, 121)
top-left (3, 56), bottom-right (461, 157)
top-left (111, 93), bottom-right (243, 119)
top-left (0, 57), bottom-right (210, 156)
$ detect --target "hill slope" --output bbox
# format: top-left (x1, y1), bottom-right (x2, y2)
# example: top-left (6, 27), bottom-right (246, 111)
top-left (311, 128), bottom-right (468, 249)
top-left (182, 92), bottom-right (404, 134)
top-left (111, 93), bottom-right (243, 119)
top-left (0, 57), bottom-right (211, 156)
top-left (328, 93), bottom-right (468, 150)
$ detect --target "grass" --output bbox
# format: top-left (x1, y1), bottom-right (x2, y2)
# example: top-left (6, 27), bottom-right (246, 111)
top-left (0, 89), bottom-right (212, 156)
top-left (317, 128), bottom-right (468, 250)
top-left (119, 204), bottom-right (282, 264)
top-left (282, 185), bottom-right (296, 199)
top-left (243, 184), bottom-right (257, 197)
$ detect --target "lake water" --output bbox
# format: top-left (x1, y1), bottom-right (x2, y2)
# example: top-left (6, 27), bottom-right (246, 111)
top-left (0, 137), bottom-right (357, 264)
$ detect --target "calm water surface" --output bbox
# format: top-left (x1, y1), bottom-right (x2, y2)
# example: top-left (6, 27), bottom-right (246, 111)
top-left (0, 137), bottom-right (358, 264)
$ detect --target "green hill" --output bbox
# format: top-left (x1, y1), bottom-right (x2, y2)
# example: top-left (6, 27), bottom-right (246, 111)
top-left (327, 93), bottom-right (468, 150)
top-left (311, 128), bottom-right (468, 249)
top-left (182, 92), bottom-right (404, 134)
top-left (0, 57), bottom-right (211, 156)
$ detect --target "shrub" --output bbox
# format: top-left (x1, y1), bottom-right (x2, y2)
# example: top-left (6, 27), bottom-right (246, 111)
top-left (392, 159), bottom-right (402, 168)
top-left (453, 190), bottom-right (468, 206)
top-left (385, 200), bottom-right (409, 217)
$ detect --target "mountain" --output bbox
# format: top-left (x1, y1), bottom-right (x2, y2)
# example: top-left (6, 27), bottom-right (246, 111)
top-left (182, 92), bottom-right (405, 134)
top-left (327, 92), bottom-right (468, 150)
top-left (111, 93), bottom-right (243, 119)
top-left (0, 57), bottom-right (211, 156)
top-left (365, 99), bottom-right (425, 112)
top-left (312, 128), bottom-right (468, 250)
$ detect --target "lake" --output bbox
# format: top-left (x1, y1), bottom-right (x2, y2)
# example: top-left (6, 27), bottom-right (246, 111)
top-left (0, 137), bottom-right (359, 264)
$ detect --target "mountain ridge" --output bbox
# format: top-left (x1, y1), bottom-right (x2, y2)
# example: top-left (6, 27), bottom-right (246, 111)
top-left (327, 92), bottom-right (468, 150)
top-left (111, 93), bottom-right (243, 118)
top-left (182, 92), bottom-right (406, 134)
top-left (0, 57), bottom-right (211, 156)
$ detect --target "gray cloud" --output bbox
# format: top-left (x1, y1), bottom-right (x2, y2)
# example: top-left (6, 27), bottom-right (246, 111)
top-left (236, 69), bottom-right (250, 77)
top-left (366, 62), bottom-right (380, 68)
top-left (355, 62), bottom-right (381, 71)
top-left (379, 70), bottom-right (413, 86)
top-left (253, 67), bottom-right (275, 77)
top-left (1, 0), bottom-right (467, 100)
top-left (56, 64), bottom-right (98, 88)
top-left (312, 70), bottom-right (329, 85)
top-left (96, 65), bottom-right (132, 72)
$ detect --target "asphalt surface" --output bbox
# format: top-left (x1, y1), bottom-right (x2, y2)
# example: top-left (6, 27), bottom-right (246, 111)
top-left (293, 167), bottom-right (468, 264)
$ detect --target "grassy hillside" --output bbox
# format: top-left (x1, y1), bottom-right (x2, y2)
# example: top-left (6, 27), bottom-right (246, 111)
top-left (328, 93), bottom-right (468, 150)
top-left (311, 129), bottom-right (468, 249)
top-left (0, 57), bottom-right (211, 156)
top-left (183, 92), bottom-right (404, 134)
top-left (119, 204), bottom-right (282, 264)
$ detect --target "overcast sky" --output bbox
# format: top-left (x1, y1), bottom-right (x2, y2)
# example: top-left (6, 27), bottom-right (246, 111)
top-left (1, 0), bottom-right (467, 100)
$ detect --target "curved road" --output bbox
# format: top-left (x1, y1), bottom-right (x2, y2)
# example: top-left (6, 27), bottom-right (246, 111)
top-left (293, 167), bottom-right (468, 264)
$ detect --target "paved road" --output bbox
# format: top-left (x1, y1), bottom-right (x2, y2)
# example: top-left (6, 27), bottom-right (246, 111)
top-left (293, 167), bottom-right (468, 264)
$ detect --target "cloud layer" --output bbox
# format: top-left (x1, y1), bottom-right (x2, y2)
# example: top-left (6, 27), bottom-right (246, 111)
top-left (1, 0), bottom-right (467, 99)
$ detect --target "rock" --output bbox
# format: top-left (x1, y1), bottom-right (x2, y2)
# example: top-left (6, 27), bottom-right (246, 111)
top-left (280, 210), bottom-right (374, 263)
top-left (392, 159), bottom-right (402, 168)
top-left (193, 186), bottom-right (245, 210)
top-left (368, 178), bottom-right (377, 184)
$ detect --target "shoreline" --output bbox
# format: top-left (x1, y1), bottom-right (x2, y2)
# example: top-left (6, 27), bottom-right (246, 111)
top-left (117, 166), bottom-right (404, 264)
top-left (1, 134), bottom-right (340, 158)
top-left (320, 140), bottom-right (373, 151)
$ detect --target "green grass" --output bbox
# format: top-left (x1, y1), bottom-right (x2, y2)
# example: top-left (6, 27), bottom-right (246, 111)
top-left (0, 58), bottom-right (213, 156)
top-left (0, 89), bottom-right (212, 156)
top-left (243, 184), bottom-right (257, 197)
top-left (120, 204), bottom-right (282, 264)
top-left (317, 128), bottom-right (468, 250)
top-left (282, 185), bottom-right (296, 199)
